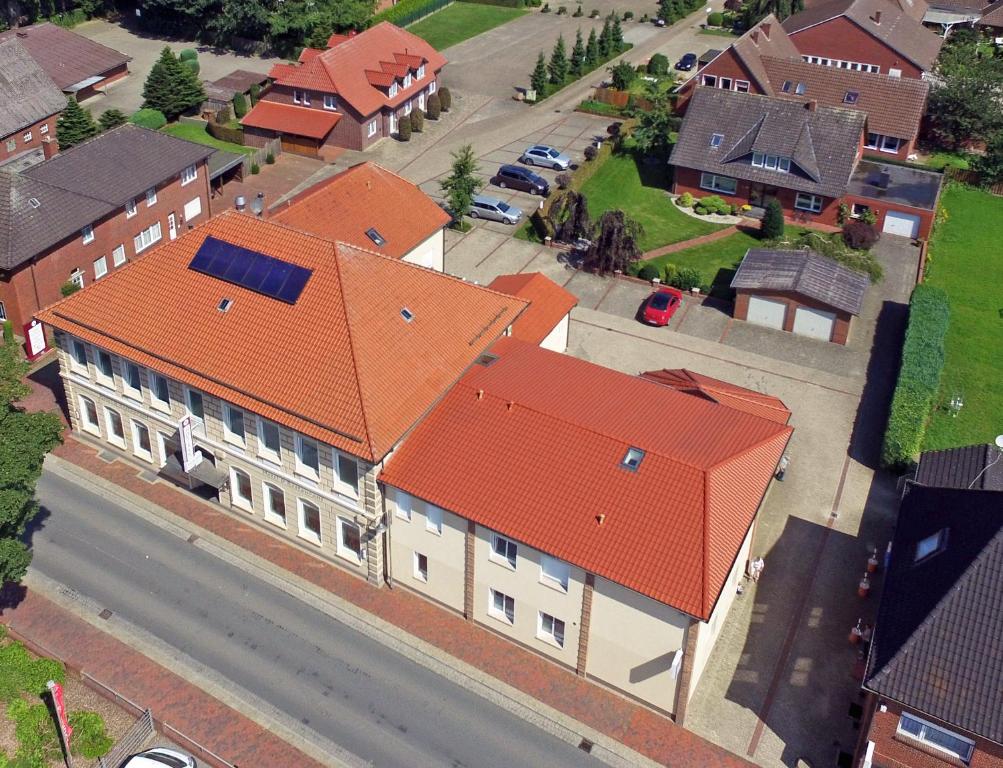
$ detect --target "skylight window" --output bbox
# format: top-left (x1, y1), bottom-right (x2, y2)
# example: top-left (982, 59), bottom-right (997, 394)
top-left (400, 307), bottom-right (414, 322)
top-left (781, 80), bottom-right (792, 93)
top-left (710, 133), bottom-right (724, 148)
top-left (366, 227), bottom-right (386, 247)
top-left (28, 197), bottom-right (40, 209)
top-left (843, 91), bottom-right (859, 104)
top-left (795, 82), bottom-right (806, 95)
top-left (218, 298), bottom-right (233, 313)
top-left (476, 353), bottom-right (498, 366)
top-left (622, 447), bottom-right (645, 471)
top-left (914, 529), bottom-right (947, 563)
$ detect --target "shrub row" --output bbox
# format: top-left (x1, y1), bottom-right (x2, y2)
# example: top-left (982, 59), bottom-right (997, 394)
top-left (459, 0), bottom-right (527, 6)
top-left (374, 0), bottom-right (452, 27)
top-left (880, 284), bottom-right (951, 469)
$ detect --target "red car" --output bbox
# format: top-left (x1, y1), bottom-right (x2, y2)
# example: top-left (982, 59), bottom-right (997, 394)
top-left (641, 287), bottom-right (683, 326)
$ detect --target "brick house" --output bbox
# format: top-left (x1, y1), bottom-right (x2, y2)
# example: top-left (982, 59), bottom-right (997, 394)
top-left (0, 38), bottom-right (66, 164)
top-left (855, 477), bottom-right (1003, 768)
top-left (0, 125), bottom-right (212, 331)
top-left (782, 0), bottom-right (943, 78)
top-left (486, 272), bottom-right (578, 353)
top-left (0, 22), bottom-right (130, 102)
top-left (241, 23), bottom-right (446, 157)
top-left (670, 88), bottom-right (943, 239)
top-left (679, 16), bottom-right (930, 161)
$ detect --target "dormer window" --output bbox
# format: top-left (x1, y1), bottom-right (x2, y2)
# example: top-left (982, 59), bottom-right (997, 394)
top-left (293, 89), bottom-right (310, 105)
top-left (417, 64), bottom-right (425, 79)
top-left (323, 94), bottom-right (337, 110)
top-left (404, 73), bottom-right (412, 88)
top-left (752, 152), bottom-right (791, 172)
top-left (389, 81), bottom-right (398, 97)
top-left (710, 133), bottom-right (724, 148)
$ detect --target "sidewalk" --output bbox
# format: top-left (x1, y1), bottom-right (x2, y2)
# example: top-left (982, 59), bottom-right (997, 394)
top-left (50, 434), bottom-right (751, 768)
top-left (0, 586), bottom-right (327, 768)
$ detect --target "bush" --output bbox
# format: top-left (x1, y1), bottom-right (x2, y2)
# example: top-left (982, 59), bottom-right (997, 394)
top-left (640, 13), bottom-right (649, 21)
top-left (573, 4), bottom-right (583, 14)
top-left (881, 285), bottom-right (950, 469)
top-left (129, 108), bottom-right (166, 130)
top-left (438, 87), bottom-right (452, 112)
top-left (669, 267), bottom-right (702, 291)
top-left (182, 58), bottom-right (199, 76)
top-left (555, 172), bottom-right (572, 189)
top-left (584, 144), bottom-right (598, 161)
top-left (233, 92), bottom-right (248, 119)
top-left (842, 220), bottom-right (880, 250)
top-left (60, 281), bottom-right (81, 298)
top-left (265, 152), bottom-right (275, 164)
top-left (2, 321), bottom-right (13, 345)
top-left (661, 262), bottom-right (678, 283)
top-left (761, 199), bottom-right (785, 239)
top-left (249, 83), bottom-right (260, 105)
top-left (694, 195), bottom-right (730, 215)
top-left (8, 698), bottom-right (61, 766)
top-left (251, 163), bottom-right (260, 174)
top-left (557, 4), bottom-right (567, 13)
top-left (589, 7), bottom-right (600, 16)
top-left (398, 117), bottom-right (412, 141)
top-left (69, 712), bottom-right (113, 759)
top-left (609, 61), bottom-right (636, 90)
top-left (178, 48), bottom-right (197, 62)
top-left (530, 209), bottom-right (555, 240)
top-left (647, 53), bottom-right (669, 75)
top-left (541, 2), bottom-right (550, 10)
top-left (623, 10), bottom-right (634, 18)
top-left (637, 263), bottom-right (661, 281)
top-left (676, 191), bottom-right (694, 207)
top-left (426, 92), bottom-right (442, 120)
top-left (707, 10), bottom-right (724, 25)
top-left (98, 108), bottom-right (127, 131)
top-left (0, 640), bottom-right (66, 703)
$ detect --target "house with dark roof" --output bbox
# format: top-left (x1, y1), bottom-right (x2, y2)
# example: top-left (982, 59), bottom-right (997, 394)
top-left (782, 0), bottom-right (943, 79)
top-left (381, 336), bottom-right (792, 720)
top-left (486, 272), bottom-right (578, 352)
top-left (0, 124), bottom-right (212, 331)
top-left (913, 442), bottom-right (1003, 491)
top-left (0, 22), bottom-right (130, 101)
top-left (241, 23), bottom-right (445, 157)
top-left (0, 38), bottom-right (66, 164)
top-left (855, 482), bottom-right (1003, 768)
top-left (670, 88), bottom-right (943, 238)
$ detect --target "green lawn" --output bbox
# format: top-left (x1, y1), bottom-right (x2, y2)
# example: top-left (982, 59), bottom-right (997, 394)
top-left (634, 229), bottom-right (760, 295)
top-left (161, 123), bottom-right (255, 155)
top-left (922, 184), bottom-right (1003, 450)
top-left (579, 151), bottom-right (723, 252)
top-left (408, 3), bottom-right (526, 50)
top-left (922, 151), bottom-right (971, 171)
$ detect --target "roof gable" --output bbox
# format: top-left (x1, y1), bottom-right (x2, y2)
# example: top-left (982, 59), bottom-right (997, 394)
top-left (485, 272), bottom-right (579, 344)
top-left (641, 369), bottom-right (792, 424)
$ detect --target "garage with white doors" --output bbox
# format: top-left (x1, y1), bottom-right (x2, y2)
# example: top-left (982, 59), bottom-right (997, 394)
top-left (731, 248), bottom-right (870, 345)
top-left (882, 210), bottom-right (921, 239)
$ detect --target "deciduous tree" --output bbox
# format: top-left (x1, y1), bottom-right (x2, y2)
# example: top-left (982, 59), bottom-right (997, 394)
top-left (584, 210), bottom-right (643, 275)
top-left (440, 144), bottom-right (482, 221)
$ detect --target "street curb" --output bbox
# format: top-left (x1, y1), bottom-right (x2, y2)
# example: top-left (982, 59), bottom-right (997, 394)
top-left (44, 453), bottom-right (663, 768)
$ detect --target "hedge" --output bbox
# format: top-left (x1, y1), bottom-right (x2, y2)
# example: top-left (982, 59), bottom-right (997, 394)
top-left (880, 284), bottom-right (950, 469)
top-left (373, 0), bottom-right (451, 27)
top-left (459, 0), bottom-right (525, 6)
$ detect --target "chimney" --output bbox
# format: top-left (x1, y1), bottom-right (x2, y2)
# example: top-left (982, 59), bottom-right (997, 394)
top-left (877, 169), bottom-right (891, 189)
top-left (873, 10), bottom-right (882, 23)
top-left (41, 136), bottom-right (57, 160)
top-left (506, 401), bottom-right (514, 411)
top-left (806, 99), bottom-right (817, 112)
top-left (596, 513), bottom-right (606, 526)
top-left (760, 22), bottom-right (771, 39)
top-left (476, 389), bottom-right (484, 400)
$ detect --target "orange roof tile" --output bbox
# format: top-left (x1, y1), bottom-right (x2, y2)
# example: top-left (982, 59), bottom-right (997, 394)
top-left (486, 273), bottom-right (578, 344)
top-left (327, 32), bottom-right (351, 48)
top-left (37, 213), bottom-right (527, 462)
top-left (271, 162), bottom-right (450, 260)
top-left (240, 101), bottom-right (341, 140)
top-left (298, 47), bottom-right (325, 63)
top-left (267, 58), bottom-right (335, 91)
top-left (380, 338), bottom-right (793, 619)
top-left (365, 69), bottom-right (396, 87)
top-left (641, 369), bottom-right (792, 425)
top-left (378, 60), bottom-right (409, 76)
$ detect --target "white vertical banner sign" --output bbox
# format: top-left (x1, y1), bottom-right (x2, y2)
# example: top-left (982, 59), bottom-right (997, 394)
top-left (180, 415), bottom-right (198, 472)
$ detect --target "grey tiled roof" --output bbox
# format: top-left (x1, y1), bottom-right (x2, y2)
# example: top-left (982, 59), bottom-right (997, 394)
top-left (730, 15), bottom-right (802, 93)
top-left (730, 248), bottom-right (869, 314)
top-left (0, 38), bottom-right (66, 138)
top-left (915, 444), bottom-right (1003, 491)
top-left (0, 22), bottom-right (130, 91)
top-left (864, 484), bottom-right (1003, 743)
top-left (848, 159), bottom-right (942, 210)
top-left (670, 88), bottom-right (865, 198)
top-left (1, 125), bottom-right (213, 270)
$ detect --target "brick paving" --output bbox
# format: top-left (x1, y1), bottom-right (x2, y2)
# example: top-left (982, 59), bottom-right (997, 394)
top-left (0, 587), bottom-right (327, 768)
top-left (44, 433), bottom-right (752, 767)
top-left (642, 226), bottom-right (739, 260)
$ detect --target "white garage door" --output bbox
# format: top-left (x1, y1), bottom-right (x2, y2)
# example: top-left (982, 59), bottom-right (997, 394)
top-left (746, 296), bottom-right (787, 329)
top-left (793, 306), bottom-right (836, 341)
top-left (183, 196), bottom-right (202, 221)
top-left (883, 210), bottom-right (920, 238)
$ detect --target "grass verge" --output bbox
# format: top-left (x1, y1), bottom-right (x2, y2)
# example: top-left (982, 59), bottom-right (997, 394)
top-left (162, 123), bottom-right (255, 155)
top-left (408, 2), bottom-right (526, 50)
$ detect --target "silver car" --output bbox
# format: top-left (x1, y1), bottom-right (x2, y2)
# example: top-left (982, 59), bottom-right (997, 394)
top-left (520, 144), bottom-right (572, 170)
top-left (468, 195), bottom-right (523, 224)
top-left (123, 747), bottom-right (197, 768)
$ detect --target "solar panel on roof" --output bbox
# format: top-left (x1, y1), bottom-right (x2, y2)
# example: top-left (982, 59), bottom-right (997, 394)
top-left (189, 236), bottom-right (312, 304)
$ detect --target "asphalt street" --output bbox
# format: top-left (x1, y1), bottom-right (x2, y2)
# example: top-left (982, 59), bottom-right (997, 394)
top-left (29, 469), bottom-right (605, 768)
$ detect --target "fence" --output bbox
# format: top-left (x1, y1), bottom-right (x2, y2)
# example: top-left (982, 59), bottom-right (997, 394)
top-left (592, 87), bottom-right (654, 112)
top-left (944, 166), bottom-right (1003, 195)
top-left (97, 709), bottom-right (154, 768)
top-left (375, 0), bottom-right (453, 27)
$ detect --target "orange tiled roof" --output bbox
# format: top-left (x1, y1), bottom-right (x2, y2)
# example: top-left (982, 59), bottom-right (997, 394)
top-left (486, 272), bottom-right (578, 344)
top-left (380, 337), bottom-right (793, 619)
top-left (271, 162), bottom-right (450, 260)
top-left (365, 69), bottom-right (396, 87)
top-left (267, 59), bottom-right (335, 91)
top-left (641, 369), bottom-right (792, 424)
top-left (240, 101), bottom-right (341, 139)
top-left (298, 47), bottom-right (326, 63)
top-left (327, 32), bottom-right (351, 48)
top-left (37, 213), bottom-right (526, 462)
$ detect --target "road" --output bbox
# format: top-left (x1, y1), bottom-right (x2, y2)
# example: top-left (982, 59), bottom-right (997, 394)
top-left (29, 469), bottom-right (605, 768)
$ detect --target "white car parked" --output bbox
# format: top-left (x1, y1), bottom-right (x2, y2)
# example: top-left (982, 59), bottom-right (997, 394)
top-left (123, 748), bottom-right (197, 768)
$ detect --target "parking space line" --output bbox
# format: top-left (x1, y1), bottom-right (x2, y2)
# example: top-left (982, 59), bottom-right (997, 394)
top-left (592, 279), bottom-right (618, 311)
top-left (474, 237), bottom-right (511, 268)
top-left (718, 318), bottom-right (734, 344)
top-left (672, 299), bottom-right (694, 331)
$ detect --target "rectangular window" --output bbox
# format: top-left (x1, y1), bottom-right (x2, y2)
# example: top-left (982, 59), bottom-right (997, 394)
top-left (417, 64), bottom-right (425, 79)
top-left (778, 157), bottom-right (790, 172)
top-left (367, 119), bottom-right (377, 137)
top-left (710, 133), bottom-right (723, 148)
top-left (105, 407), bottom-right (125, 447)
top-left (23, 130), bottom-right (32, 143)
top-left (865, 132), bottom-right (880, 149)
top-left (752, 152), bottom-right (764, 167)
top-left (426, 504), bottom-right (442, 534)
top-left (338, 516), bottom-right (363, 559)
top-left (223, 404), bottom-right (246, 446)
top-left (40, 124), bottom-right (48, 134)
top-left (257, 419), bottom-right (281, 463)
top-left (295, 435), bottom-right (319, 480)
top-left (413, 552), bottom-right (428, 582)
top-left (133, 222), bottom-right (162, 253)
top-left (293, 89), bottom-right (302, 103)
top-left (915, 530), bottom-right (946, 562)
top-left (5, 139), bottom-right (14, 152)
top-left (323, 94), bottom-right (337, 110)
top-left (404, 101), bottom-right (412, 116)
top-left (795, 192), bottom-right (823, 213)
top-left (95, 349), bottom-right (114, 382)
top-left (395, 490), bottom-right (412, 521)
top-left (735, 80), bottom-right (750, 92)
top-left (429, 80), bottom-right (436, 94)
top-left (538, 612), bottom-right (565, 647)
top-left (79, 395), bottom-right (100, 434)
top-left (719, 77), bottom-right (732, 90)
top-left (123, 362), bottom-right (142, 398)
top-left (765, 154), bottom-right (778, 170)
top-left (70, 339), bottom-right (88, 371)
top-left (132, 420), bottom-right (152, 461)
top-left (185, 388), bottom-right (204, 420)
top-left (181, 164), bottom-right (197, 186)
top-left (389, 82), bottom-right (398, 98)
top-left (404, 73), bottom-right (412, 88)
top-left (70, 269), bottom-right (84, 289)
top-left (851, 203), bottom-right (870, 219)
top-left (112, 244), bottom-right (126, 266)
top-left (263, 483), bottom-right (286, 527)
top-left (897, 714), bottom-right (974, 762)
top-left (881, 135), bottom-right (901, 152)
top-left (699, 172), bottom-right (738, 195)
top-left (150, 373), bottom-right (171, 410)
top-left (0, 301), bottom-right (6, 322)
top-left (540, 555), bottom-right (570, 591)
top-left (701, 74), bottom-right (717, 87)
top-left (335, 452), bottom-right (358, 497)
top-left (490, 533), bottom-right (517, 569)
top-left (489, 589), bottom-right (515, 624)
top-left (299, 499), bottom-right (322, 543)
top-left (93, 256), bottom-right (108, 279)
top-left (145, 188), bottom-right (157, 207)
top-left (82, 225), bottom-right (95, 245)
top-left (125, 199), bottom-right (137, 218)
top-left (230, 467), bottom-right (254, 511)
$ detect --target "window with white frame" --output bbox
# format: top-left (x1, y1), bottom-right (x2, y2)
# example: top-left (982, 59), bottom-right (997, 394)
top-left (334, 452), bottom-right (358, 497)
top-left (701, 74), bottom-right (717, 86)
top-left (896, 714), bottom-right (974, 762)
top-left (337, 516), bottom-right (364, 559)
top-left (417, 64), bottom-right (425, 79)
top-left (95, 349), bottom-right (114, 383)
top-left (367, 119), bottom-right (377, 137)
top-left (699, 172), bottom-right (738, 195)
top-left (418, 92), bottom-right (425, 111)
top-left (230, 467), bottom-right (254, 511)
top-left (69, 268), bottom-right (84, 289)
top-left (112, 244), bottom-right (126, 266)
top-left (40, 123), bottom-right (48, 134)
top-left (735, 80), bottom-right (750, 92)
top-left (156, 431), bottom-right (170, 467)
top-left (429, 80), bottom-right (436, 94)
top-left (865, 132), bottom-right (880, 149)
top-left (851, 203), bottom-right (871, 219)
top-left (93, 255), bottom-right (108, 279)
top-left (299, 499), bottom-right (322, 543)
top-left (82, 225), bottom-right (95, 244)
top-left (719, 77), bottom-right (732, 90)
top-left (389, 82), bottom-right (398, 97)
top-left (150, 373), bottom-right (171, 411)
top-left (794, 192), bottom-right (823, 213)
top-left (181, 164), bottom-right (197, 186)
top-left (488, 589), bottom-right (515, 624)
top-left (70, 339), bottom-right (88, 371)
top-left (0, 301), bottom-right (6, 322)
top-left (404, 73), bottom-right (412, 88)
top-left (23, 130), bottom-right (32, 143)
top-left (105, 407), bottom-right (126, 447)
top-left (123, 362), bottom-right (142, 398)
top-left (79, 395), bottom-right (100, 434)
top-left (413, 552), bottom-right (428, 582)
top-left (223, 404), bottom-right (246, 446)
top-left (132, 420), bottom-right (153, 461)
top-left (185, 388), bottom-right (204, 420)
top-left (540, 554), bottom-right (570, 591)
top-left (395, 490), bottom-right (412, 520)
top-left (125, 199), bottom-right (137, 218)
top-left (5, 139), bottom-right (14, 152)
top-left (490, 533), bottom-right (517, 569)
top-left (145, 188), bottom-right (157, 207)
top-left (537, 611), bottom-right (565, 647)
top-left (134, 221), bottom-right (162, 253)
top-left (263, 483), bottom-right (286, 527)
top-left (751, 153), bottom-right (791, 172)
top-left (257, 418), bottom-right (281, 463)
top-left (295, 435), bottom-right (319, 480)
top-left (404, 101), bottom-right (412, 116)
top-left (880, 135), bottom-right (900, 152)
top-left (323, 94), bottom-right (337, 110)
top-left (426, 504), bottom-right (442, 534)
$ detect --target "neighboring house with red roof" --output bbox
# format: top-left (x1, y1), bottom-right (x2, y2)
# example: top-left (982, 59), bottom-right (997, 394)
top-left (241, 23), bottom-right (446, 157)
top-left (270, 161), bottom-right (450, 271)
top-left (0, 38), bottom-right (66, 164)
top-left (380, 337), bottom-right (792, 720)
top-left (486, 272), bottom-right (578, 352)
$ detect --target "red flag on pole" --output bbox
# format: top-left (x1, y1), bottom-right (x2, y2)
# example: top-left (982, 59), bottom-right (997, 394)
top-left (47, 681), bottom-right (73, 740)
